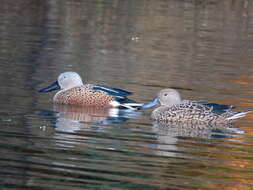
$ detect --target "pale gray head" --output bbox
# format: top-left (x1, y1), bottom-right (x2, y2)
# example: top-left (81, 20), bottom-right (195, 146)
top-left (58, 72), bottom-right (83, 90)
top-left (141, 88), bottom-right (182, 109)
top-left (157, 88), bottom-right (181, 106)
top-left (39, 72), bottom-right (84, 93)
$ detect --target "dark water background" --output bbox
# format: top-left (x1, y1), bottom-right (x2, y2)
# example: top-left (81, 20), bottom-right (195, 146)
top-left (1, 0), bottom-right (253, 189)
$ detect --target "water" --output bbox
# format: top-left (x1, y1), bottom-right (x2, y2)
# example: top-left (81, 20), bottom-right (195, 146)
top-left (1, 0), bottom-right (253, 189)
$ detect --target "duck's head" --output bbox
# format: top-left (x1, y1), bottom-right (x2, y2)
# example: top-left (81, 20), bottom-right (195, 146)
top-left (39, 72), bottom-right (83, 93)
top-left (141, 88), bottom-right (182, 109)
top-left (157, 88), bottom-right (181, 106)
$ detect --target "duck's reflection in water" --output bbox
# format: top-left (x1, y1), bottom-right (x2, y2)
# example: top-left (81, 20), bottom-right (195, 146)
top-left (53, 104), bottom-right (142, 132)
top-left (51, 105), bottom-right (142, 148)
top-left (151, 121), bottom-right (244, 157)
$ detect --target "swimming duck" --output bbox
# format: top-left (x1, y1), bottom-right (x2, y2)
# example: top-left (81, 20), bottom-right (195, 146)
top-left (141, 88), bottom-right (250, 124)
top-left (39, 72), bottom-right (142, 109)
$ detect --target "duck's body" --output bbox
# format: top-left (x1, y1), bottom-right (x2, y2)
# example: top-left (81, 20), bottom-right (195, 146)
top-left (151, 100), bottom-right (248, 124)
top-left (53, 84), bottom-right (114, 106)
top-left (39, 72), bottom-right (142, 109)
top-left (142, 89), bottom-right (250, 124)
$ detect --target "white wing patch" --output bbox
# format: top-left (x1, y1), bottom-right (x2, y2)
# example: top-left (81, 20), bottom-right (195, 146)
top-left (109, 100), bottom-right (121, 107)
top-left (96, 86), bottom-right (120, 94)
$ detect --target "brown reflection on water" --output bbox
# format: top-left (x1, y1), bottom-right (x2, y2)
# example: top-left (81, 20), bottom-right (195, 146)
top-left (151, 118), bottom-right (253, 190)
top-left (52, 105), bottom-right (118, 135)
top-left (54, 104), bottom-right (118, 123)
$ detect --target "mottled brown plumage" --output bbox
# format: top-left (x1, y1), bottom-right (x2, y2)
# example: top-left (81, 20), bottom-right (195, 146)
top-left (54, 85), bottom-right (114, 106)
top-left (151, 100), bottom-right (241, 124)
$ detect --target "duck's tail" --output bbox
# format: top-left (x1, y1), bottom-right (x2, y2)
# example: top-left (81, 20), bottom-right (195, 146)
top-left (120, 102), bottom-right (144, 110)
top-left (110, 98), bottom-right (143, 110)
top-left (226, 111), bottom-right (251, 120)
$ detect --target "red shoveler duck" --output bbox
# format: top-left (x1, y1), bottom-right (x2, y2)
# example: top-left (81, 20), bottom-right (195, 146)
top-left (39, 72), bottom-right (143, 109)
top-left (141, 88), bottom-right (251, 124)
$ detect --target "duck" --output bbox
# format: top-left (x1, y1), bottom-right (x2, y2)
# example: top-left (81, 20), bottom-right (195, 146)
top-left (39, 72), bottom-right (142, 109)
top-left (141, 88), bottom-right (251, 124)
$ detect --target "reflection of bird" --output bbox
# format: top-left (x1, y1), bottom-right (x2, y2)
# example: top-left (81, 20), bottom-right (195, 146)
top-left (53, 104), bottom-right (142, 124)
top-left (142, 88), bottom-right (251, 124)
top-left (54, 104), bottom-right (120, 123)
top-left (39, 72), bottom-right (142, 109)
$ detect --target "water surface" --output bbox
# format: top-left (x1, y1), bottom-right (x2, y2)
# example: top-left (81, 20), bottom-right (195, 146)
top-left (1, 0), bottom-right (253, 189)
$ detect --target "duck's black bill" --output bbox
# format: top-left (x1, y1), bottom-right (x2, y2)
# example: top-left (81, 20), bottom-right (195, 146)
top-left (141, 98), bottom-right (159, 109)
top-left (39, 81), bottom-right (60, 93)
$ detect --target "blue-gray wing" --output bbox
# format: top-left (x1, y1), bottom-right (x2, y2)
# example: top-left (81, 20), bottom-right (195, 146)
top-left (179, 101), bottom-right (234, 114)
top-left (198, 102), bottom-right (235, 114)
top-left (93, 84), bottom-right (132, 97)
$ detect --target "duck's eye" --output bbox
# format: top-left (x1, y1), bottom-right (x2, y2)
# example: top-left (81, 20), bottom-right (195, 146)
top-left (164, 93), bottom-right (168, 96)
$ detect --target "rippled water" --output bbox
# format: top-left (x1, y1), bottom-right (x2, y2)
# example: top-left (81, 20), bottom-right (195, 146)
top-left (1, 0), bottom-right (253, 189)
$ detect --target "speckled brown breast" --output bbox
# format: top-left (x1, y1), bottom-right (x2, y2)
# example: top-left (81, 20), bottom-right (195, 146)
top-left (53, 85), bottom-right (115, 107)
